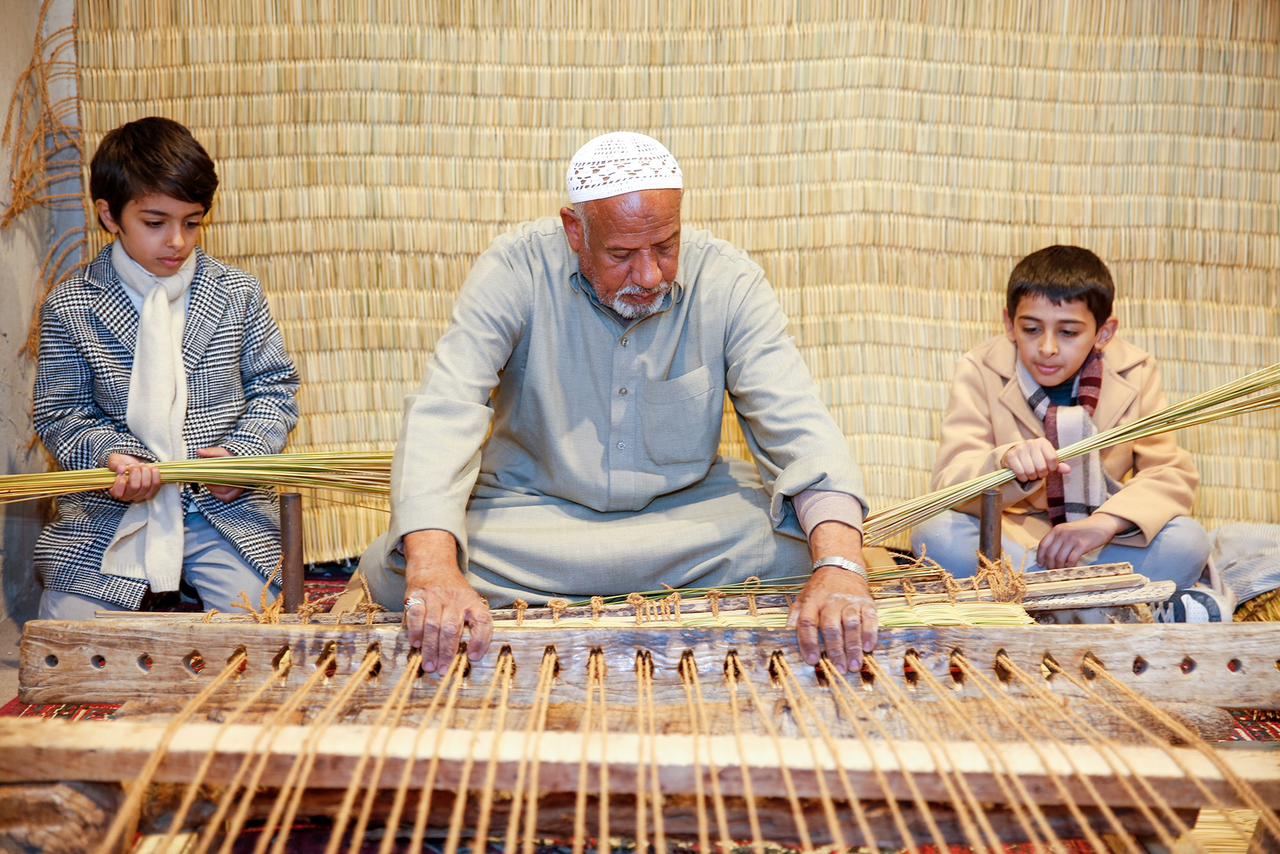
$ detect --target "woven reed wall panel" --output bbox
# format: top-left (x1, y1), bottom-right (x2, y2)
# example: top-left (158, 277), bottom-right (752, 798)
top-left (74, 1), bottom-right (1279, 560)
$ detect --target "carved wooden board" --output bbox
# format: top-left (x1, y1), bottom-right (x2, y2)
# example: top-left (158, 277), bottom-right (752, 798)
top-left (19, 620), bottom-right (1280, 707)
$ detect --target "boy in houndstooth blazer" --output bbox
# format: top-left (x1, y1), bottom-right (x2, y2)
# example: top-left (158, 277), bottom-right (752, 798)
top-left (33, 117), bottom-right (300, 618)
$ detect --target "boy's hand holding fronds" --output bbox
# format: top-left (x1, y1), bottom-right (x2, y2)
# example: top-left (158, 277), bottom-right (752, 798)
top-left (1001, 437), bottom-right (1071, 483)
top-left (195, 447), bottom-right (244, 502)
top-left (106, 453), bottom-right (162, 502)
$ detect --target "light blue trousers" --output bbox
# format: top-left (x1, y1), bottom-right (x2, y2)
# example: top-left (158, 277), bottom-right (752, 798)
top-left (910, 511), bottom-right (1209, 589)
top-left (38, 511), bottom-right (276, 619)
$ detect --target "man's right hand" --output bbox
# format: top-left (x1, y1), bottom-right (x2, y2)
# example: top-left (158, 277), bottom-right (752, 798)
top-left (1002, 437), bottom-right (1071, 483)
top-left (106, 453), bottom-right (163, 502)
top-left (402, 531), bottom-right (493, 673)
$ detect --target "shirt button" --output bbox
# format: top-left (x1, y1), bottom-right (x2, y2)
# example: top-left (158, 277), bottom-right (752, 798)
top-left (616, 441), bottom-right (625, 449)
top-left (618, 387), bottom-right (628, 396)
top-left (620, 337), bottom-right (629, 347)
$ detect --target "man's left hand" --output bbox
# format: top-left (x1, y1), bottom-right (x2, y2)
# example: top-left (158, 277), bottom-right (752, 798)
top-left (789, 567), bottom-right (878, 674)
top-left (195, 447), bottom-right (245, 502)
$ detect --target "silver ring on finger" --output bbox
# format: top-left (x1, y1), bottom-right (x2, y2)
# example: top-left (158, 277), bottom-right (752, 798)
top-left (404, 596), bottom-right (426, 611)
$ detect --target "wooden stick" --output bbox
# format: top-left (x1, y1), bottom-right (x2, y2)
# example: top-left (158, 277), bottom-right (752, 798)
top-left (978, 489), bottom-right (1003, 568)
top-left (279, 492), bottom-right (305, 613)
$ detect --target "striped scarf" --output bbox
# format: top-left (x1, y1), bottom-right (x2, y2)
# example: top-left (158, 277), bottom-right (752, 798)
top-left (1016, 349), bottom-right (1119, 525)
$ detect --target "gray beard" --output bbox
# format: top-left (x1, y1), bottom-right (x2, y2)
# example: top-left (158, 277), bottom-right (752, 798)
top-left (608, 283), bottom-right (671, 319)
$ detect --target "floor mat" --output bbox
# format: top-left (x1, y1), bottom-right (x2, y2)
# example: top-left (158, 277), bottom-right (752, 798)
top-left (1227, 707), bottom-right (1280, 741)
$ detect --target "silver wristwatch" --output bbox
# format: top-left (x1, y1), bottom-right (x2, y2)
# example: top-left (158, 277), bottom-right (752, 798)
top-left (811, 555), bottom-right (868, 581)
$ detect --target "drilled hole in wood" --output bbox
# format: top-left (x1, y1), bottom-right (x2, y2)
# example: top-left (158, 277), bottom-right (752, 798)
top-left (1227, 658), bottom-right (1242, 673)
top-left (993, 651), bottom-right (1013, 684)
top-left (229, 646), bottom-right (248, 674)
top-left (1042, 653), bottom-right (1061, 681)
top-left (137, 653), bottom-right (153, 673)
top-left (723, 651), bottom-right (745, 681)
top-left (1180, 656), bottom-right (1197, 675)
top-left (184, 651), bottom-right (206, 675)
top-left (813, 656), bottom-right (830, 687)
top-left (44, 654), bottom-right (58, 667)
top-left (859, 659), bottom-right (875, 689)
top-left (948, 651), bottom-right (965, 687)
top-left (366, 643), bottom-right (382, 679)
top-left (902, 651), bottom-right (920, 689)
top-left (1132, 656), bottom-right (1148, 675)
top-left (679, 649), bottom-right (698, 681)
top-left (767, 651), bottom-right (784, 685)
top-left (316, 642), bottom-right (338, 678)
top-left (544, 645), bottom-right (560, 681)
top-left (499, 644), bottom-right (519, 677)
top-left (584, 647), bottom-right (603, 680)
top-left (90, 654), bottom-right (106, 670)
top-left (271, 645), bottom-right (291, 674)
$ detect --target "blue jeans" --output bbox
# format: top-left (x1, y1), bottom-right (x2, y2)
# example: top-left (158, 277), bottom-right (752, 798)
top-left (38, 511), bottom-right (277, 618)
top-left (910, 510), bottom-right (1209, 589)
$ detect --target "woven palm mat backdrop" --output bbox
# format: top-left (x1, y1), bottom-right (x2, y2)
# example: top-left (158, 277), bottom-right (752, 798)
top-left (69, 1), bottom-right (1279, 562)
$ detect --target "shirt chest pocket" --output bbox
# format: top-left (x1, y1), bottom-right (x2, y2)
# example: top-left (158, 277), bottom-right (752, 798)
top-left (640, 365), bottom-right (722, 466)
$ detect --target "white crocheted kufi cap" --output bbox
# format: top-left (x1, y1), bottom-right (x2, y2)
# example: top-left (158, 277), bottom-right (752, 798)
top-left (566, 132), bottom-right (683, 204)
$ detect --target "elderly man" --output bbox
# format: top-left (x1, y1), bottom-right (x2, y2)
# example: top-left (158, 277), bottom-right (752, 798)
top-left (359, 132), bottom-right (877, 673)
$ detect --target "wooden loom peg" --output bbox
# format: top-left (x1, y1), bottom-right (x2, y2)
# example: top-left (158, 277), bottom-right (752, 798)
top-left (978, 488), bottom-right (1002, 570)
top-left (279, 491), bottom-right (305, 613)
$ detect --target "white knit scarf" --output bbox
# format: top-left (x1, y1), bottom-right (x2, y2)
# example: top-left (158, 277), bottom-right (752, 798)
top-left (100, 240), bottom-right (197, 592)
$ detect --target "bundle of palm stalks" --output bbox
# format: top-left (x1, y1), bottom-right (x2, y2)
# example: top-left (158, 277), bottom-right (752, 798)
top-left (533, 601), bottom-right (1035, 630)
top-left (0, 451), bottom-right (391, 503)
top-left (5, 362), bottom-right (1278, 546)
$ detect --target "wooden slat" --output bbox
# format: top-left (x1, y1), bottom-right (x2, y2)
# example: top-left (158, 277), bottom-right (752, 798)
top-left (0, 717), bottom-right (1275, 811)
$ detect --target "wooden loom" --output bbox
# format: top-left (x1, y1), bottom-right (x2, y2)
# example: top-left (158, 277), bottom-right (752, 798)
top-left (2, 609), bottom-right (1278, 852)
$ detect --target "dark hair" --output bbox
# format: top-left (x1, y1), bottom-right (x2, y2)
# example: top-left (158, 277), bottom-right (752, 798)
top-left (89, 117), bottom-right (218, 230)
top-left (1006, 245), bottom-right (1114, 327)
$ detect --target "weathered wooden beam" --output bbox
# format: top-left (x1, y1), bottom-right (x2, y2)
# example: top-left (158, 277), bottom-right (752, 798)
top-left (279, 492), bottom-right (305, 613)
top-left (0, 781), bottom-right (122, 854)
top-left (19, 622), bottom-right (1280, 707)
top-left (0, 717), bottom-right (1274, 811)
top-left (131, 788), bottom-right (1197, 849)
top-left (978, 488), bottom-right (1003, 566)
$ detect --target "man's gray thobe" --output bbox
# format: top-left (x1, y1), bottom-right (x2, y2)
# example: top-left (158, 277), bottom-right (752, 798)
top-left (361, 217), bottom-right (867, 606)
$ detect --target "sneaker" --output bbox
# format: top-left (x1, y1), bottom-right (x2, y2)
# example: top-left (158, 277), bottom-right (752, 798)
top-left (1154, 584), bottom-right (1233, 623)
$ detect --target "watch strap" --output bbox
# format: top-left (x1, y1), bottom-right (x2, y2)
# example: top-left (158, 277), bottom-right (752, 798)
top-left (811, 555), bottom-right (868, 581)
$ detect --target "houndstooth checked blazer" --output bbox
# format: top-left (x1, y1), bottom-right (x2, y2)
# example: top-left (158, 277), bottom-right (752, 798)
top-left (33, 244), bottom-right (301, 609)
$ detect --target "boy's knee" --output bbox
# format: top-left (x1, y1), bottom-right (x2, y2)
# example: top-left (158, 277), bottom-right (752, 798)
top-left (1149, 517), bottom-right (1212, 587)
top-left (1158, 517), bottom-right (1211, 560)
top-left (912, 512), bottom-right (981, 576)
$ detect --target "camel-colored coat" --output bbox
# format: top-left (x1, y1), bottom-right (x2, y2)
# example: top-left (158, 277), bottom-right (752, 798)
top-left (930, 335), bottom-right (1199, 550)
